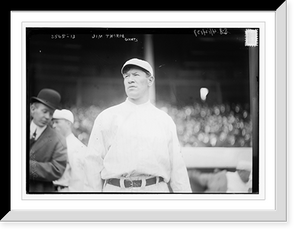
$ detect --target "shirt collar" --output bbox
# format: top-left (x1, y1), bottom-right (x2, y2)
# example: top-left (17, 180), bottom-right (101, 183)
top-left (30, 120), bottom-right (47, 138)
top-left (125, 98), bottom-right (151, 108)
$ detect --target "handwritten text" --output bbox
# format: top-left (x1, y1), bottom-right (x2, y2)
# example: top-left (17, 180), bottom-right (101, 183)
top-left (51, 34), bottom-right (76, 39)
top-left (91, 34), bottom-right (138, 42)
top-left (194, 28), bottom-right (229, 37)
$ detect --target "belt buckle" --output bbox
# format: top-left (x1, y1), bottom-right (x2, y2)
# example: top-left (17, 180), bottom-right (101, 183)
top-left (124, 179), bottom-right (133, 188)
top-left (132, 180), bottom-right (141, 187)
top-left (124, 179), bottom-right (141, 188)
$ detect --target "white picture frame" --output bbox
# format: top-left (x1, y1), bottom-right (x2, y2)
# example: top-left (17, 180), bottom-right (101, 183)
top-left (4, 2), bottom-right (287, 222)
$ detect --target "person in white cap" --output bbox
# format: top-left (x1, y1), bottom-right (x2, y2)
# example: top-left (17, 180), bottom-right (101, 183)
top-left (87, 58), bottom-right (192, 192)
top-left (188, 159), bottom-right (252, 193)
top-left (52, 109), bottom-right (88, 191)
top-left (226, 160), bottom-right (252, 193)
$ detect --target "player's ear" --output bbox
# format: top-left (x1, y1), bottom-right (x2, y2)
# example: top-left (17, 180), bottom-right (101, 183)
top-left (147, 76), bottom-right (155, 86)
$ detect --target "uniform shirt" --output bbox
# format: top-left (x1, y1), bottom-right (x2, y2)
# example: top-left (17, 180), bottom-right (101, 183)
top-left (88, 98), bottom-right (192, 192)
top-left (53, 133), bottom-right (87, 191)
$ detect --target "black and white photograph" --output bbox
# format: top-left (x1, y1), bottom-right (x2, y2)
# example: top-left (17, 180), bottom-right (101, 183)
top-left (4, 4), bottom-right (289, 224)
top-left (26, 27), bottom-right (258, 194)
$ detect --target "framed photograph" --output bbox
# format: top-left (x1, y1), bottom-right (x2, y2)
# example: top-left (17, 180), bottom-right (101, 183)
top-left (4, 2), bottom-right (287, 222)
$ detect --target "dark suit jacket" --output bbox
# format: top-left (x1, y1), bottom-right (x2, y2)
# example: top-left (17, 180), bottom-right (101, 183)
top-left (29, 125), bottom-right (67, 192)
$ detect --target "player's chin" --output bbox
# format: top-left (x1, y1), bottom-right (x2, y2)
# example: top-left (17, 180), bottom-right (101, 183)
top-left (126, 90), bottom-right (139, 98)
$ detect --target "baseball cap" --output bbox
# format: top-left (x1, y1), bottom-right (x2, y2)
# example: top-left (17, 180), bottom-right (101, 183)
top-left (121, 58), bottom-right (153, 77)
top-left (53, 109), bottom-right (74, 123)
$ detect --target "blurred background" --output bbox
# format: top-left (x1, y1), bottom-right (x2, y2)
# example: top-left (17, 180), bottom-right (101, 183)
top-left (27, 28), bottom-right (258, 192)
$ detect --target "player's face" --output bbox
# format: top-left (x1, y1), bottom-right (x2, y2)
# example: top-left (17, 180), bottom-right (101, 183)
top-left (52, 119), bottom-right (69, 137)
top-left (123, 67), bottom-right (153, 104)
top-left (30, 103), bottom-right (54, 127)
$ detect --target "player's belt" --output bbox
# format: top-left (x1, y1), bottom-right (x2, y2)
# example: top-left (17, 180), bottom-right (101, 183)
top-left (106, 176), bottom-right (164, 188)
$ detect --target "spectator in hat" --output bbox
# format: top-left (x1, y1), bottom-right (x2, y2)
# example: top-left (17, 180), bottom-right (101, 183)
top-left (52, 109), bottom-right (97, 192)
top-left (88, 58), bottom-right (191, 192)
top-left (29, 88), bottom-right (67, 192)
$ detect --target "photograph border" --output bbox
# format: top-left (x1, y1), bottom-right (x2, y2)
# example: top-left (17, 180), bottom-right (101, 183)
top-left (1, 2), bottom-right (287, 222)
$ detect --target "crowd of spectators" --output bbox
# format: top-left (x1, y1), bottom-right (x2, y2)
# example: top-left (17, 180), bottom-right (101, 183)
top-left (69, 102), bottom-right (252, 148)
top-left (157, 102), bottom-right (252, 147)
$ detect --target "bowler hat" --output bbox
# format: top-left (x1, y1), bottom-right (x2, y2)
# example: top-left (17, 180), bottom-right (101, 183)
top-left (31, 88), bottom-right (61, 110)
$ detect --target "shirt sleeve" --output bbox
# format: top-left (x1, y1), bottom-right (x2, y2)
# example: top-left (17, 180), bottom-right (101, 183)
top-left (168, 119), bottom-right (192, 192)
top-left (85, 114), bottom-right (105, 191)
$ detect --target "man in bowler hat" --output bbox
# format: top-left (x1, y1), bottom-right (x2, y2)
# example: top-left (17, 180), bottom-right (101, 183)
top-left (29, 88), bottom-right (68, 192)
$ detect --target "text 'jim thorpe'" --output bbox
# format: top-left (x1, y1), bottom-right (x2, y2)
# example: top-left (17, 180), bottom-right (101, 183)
top-left (91, 34), bottom-right (138, 42)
